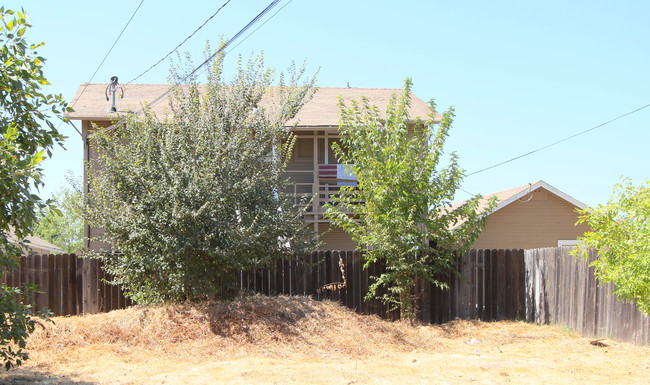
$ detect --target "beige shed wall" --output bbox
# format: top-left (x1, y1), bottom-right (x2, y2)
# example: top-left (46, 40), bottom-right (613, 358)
top-left (471, 188), bottom-right (590, 250)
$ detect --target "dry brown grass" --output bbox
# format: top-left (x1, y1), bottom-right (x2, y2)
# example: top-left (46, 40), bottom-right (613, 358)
top-left (1, 294), bottom-right (648, 384)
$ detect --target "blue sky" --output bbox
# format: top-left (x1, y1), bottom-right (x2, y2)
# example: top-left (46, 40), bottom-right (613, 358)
top-left (5, 0), bottom-right (649, 207)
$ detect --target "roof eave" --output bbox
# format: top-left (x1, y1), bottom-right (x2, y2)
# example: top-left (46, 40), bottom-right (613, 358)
top-left (66, 114), bottom-right (121, 121)
top-left (490, 180), bottom-right (588, 216)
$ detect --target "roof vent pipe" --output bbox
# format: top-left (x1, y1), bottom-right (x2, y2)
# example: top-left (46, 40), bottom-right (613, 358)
top-left (105, 76), bottom-right (124, 112)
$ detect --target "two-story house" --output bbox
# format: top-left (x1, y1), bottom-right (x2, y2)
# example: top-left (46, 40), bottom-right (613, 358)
top-left (66, 84), bottom-right (432, 251)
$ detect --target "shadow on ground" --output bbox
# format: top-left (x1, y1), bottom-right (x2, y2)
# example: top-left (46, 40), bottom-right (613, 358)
top-left (0, 367), bottom-right (95, 385)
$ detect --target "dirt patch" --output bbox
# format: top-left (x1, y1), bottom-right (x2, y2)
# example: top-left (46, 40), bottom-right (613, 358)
top-left (1, 294), bottom-right (648, 384)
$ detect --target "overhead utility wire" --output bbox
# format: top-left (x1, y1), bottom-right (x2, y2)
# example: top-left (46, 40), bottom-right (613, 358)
top-left (193, 0), bottom-right (293, 80)
top-left (224, 0), bottom-right (292, 54)
top-left (459, 188), bottom-right (476, 197)
top-left (145, 0), bottom-right (281, 111)
top-left (466, 102), bottom-right (650, 177)
top-left (125, 0), bottom-right (232, 85)
top-left (93, 0), bottom-right (283, 138)
top-left (70, 0), bottom-right (145, 110)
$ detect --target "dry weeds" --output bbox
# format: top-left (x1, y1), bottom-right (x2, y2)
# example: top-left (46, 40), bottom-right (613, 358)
top-left (0, 294), bottom-right (648, 384)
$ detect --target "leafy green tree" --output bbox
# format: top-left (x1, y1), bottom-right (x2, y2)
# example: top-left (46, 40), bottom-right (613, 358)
top-left (0, 7), bottom-right (68, 369)
top-left (325, 79), bottom-right (494, 320)
top-left (84, 49), bottom-right (318, 304)
top-left (575, 178), bottom-right (650, 314)
top-left (35, 174), bottom-right (83, 253)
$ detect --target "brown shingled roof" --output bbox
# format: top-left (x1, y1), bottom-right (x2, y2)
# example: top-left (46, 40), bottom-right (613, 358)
top-left (66, 84), bottom-right (436, 126)
top-left (7, 228), bottom-right (65, 255)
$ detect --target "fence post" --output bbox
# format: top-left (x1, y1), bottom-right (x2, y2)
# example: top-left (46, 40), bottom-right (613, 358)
top-left (75, 255), bottom-right (83, 315)
top-left (46, 255), bottom-right (58, 315)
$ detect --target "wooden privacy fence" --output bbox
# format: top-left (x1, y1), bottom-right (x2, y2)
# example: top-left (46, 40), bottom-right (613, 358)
top-left (0, 254), bottom-right (131, 316)
top-left (239, 249), bottom-right (528, 323)
top-left (242, 248), bottom-right (649, 345)
top-left (525, 247), bottom-right (650, 345)
top-left (2, 249), bottom-right (648, 345)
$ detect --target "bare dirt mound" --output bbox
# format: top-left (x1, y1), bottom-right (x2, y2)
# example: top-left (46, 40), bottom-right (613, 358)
top-left (2, 294), bottom-right (648, 384)
top-left (29, 294), bottom-right (448, 358)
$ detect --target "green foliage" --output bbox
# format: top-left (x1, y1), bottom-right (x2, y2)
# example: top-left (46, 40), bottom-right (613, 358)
top-left (0, 283), bottom-right (51, 370)
top-left (84, 48), bottom-right (318, 304)
top-left (325, 79), bottom-right (494, 320)
top-left (575, 178), bottom-right (650, 314)
top-left (35, 174), bottom-right (84, 253)
top-left (0, 7), bottom-right (65, 369)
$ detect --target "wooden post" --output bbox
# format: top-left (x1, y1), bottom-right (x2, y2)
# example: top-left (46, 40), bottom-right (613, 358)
top-left (481, 250), bottom-right (492, 320)
top-left (469, 249), bottom-right (477, 319)
top-left (47, 255), bottom-right (59, 315)
top-left (495, 249), bottom-right (506, 320)
top-left (504, 249), bottom-right (515, 320)
top-left (65, 254), bottom-right (76, 315)
top-left (476, 249), bottom-right (485, 320)
top-left (457, 251), bottom-right (471, 318)
top-left (312, 134), bottom-right (319, 224)
top-left (60, 254), bottom-right (70, 316)
top-left (86, 258), bottom-right (99, 314)
top-left (40, 255), bottom-right (49, 311)
top-left (75, 255), bottom-right (84, 315)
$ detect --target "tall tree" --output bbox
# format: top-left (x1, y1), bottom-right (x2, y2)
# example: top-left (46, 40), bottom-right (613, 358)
top-left (35, 174), bottom-right (83, 254)
top-left (0, 7), bottom-right (68, 369)
top-left (575, 178), bottom-right (650, 314)
top-left (325, 79), bottom-right (494, 320)
top-left (84, 48), bottom-right (318, 304)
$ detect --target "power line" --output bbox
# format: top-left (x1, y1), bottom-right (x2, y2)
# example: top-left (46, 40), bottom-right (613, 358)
top-left (459, 187), bottom-right (476, 197)
top-left (70, 0), bottom-right (145, 110)
top-left (125, 0), bottom-right (232, 85)
top-left (146, 0), bottom-right (282, 111)
top-left (466, 102), bottom-right (650, 177)
top-left (94, 0), bottom-right (285, 138)
top-left (225, 0), bottom-right (293, 54)
top-left (192, 0), bottom-right (294, 80)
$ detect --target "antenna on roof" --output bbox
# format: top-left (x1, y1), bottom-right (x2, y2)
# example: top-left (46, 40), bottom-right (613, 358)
top-left (105, 76), bottom-right (124, 112)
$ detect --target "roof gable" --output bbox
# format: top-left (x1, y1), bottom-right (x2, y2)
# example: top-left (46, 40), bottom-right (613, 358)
top-left (449, 180), bottom-right (588, 229)
top-left (488, 180), bottom-right (587, 215)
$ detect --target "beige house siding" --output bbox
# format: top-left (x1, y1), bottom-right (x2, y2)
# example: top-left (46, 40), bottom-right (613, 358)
top-left (83, 119), bottom-right (113, 251)
top-left (317, 224), bottom-right (357, 251)
top-left (471, 188), bottom-right (589, 250)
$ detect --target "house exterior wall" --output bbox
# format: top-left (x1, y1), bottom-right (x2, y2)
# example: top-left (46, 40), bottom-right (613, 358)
top-left (83, 119), bottom-right (114, 252)
top-left (317, 224), bottom-right (357, 251)
top-left (471, 188), bottom-right (590, 249)
top-left (285, 130), bottom-right (356, 250)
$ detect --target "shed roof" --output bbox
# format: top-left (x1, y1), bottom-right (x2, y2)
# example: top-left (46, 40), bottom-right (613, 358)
top-left (6, 229), bottom-right (65, 254)
top-left (65, 84), bottom-right (435, 126)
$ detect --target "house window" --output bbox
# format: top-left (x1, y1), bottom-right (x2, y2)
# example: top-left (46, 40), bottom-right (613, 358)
top-left (293, 137), bottom-right (313, 162)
